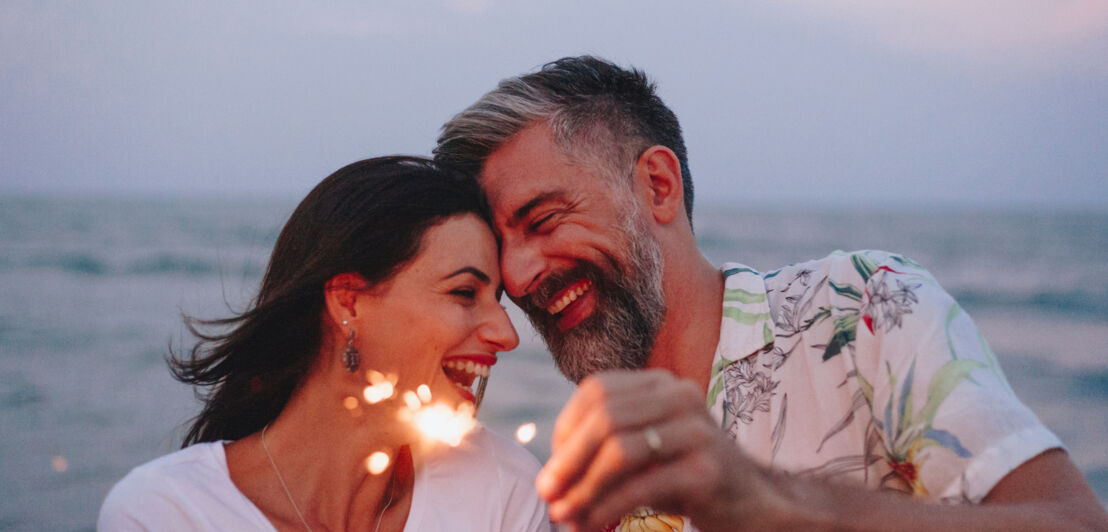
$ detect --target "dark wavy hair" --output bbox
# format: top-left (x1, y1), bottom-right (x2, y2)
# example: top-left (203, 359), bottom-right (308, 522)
top-left (171, 156), bottom-right (488, 446)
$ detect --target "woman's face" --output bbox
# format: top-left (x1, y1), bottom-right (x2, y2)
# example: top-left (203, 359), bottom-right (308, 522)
top-left (352, 213), bottom-right (519, 407)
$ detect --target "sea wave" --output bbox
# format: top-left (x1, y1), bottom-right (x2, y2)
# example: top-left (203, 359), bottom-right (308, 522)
top-left (7, 252), bottom-right (264, 278)
top-left (953, 289), bottom-right (1108, 319)
top-left (125, 254), bottom-right (217, 276)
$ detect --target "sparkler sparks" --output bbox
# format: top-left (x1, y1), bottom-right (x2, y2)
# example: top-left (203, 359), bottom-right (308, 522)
top-left (402, 390), bottom-right (422, 411)
top-left (363, 381), bottom-right (395, 404)
top-left (366, 451), bottom-right (390, 474)
top-left (411, 402), bottom-right (475, 447)
top-left (515, 422), bottom-right (537, 444)
top-left (353, 376), bottom-right (480, 449)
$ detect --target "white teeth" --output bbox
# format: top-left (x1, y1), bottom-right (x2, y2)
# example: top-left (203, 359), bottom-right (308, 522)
top-left (443, 360), bottom-right (490, 377)
top-left (546, 281), bottom-right (592, 315)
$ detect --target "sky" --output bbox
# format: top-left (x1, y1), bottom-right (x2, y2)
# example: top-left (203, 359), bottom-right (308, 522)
top-left (2, 1), bottom-right (1106, 208)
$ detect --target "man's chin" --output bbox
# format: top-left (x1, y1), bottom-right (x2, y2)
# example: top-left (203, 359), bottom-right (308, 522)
top-left (539, 314), bottom-right (651, 383)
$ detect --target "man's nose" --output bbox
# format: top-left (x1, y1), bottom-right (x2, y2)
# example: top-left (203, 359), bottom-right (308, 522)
top-left (500, 237), bottom-right (545, 299)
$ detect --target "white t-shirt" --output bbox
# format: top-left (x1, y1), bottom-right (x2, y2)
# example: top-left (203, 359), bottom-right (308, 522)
top-left (98, 426), bottom-right (551, 531)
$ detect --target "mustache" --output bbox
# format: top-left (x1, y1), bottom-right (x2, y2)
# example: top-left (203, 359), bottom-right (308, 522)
top-left (512, 263), bottom-right (602, 314)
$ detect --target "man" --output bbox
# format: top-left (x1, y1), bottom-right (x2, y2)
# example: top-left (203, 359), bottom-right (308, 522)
top-left (434, 56), bottom-right (1107, 531)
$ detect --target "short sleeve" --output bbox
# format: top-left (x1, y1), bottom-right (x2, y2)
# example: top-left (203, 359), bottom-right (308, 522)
top-left (846, 251), bottom-right (1062, 502)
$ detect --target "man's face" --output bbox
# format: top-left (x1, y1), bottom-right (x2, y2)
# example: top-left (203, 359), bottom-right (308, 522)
top-left (481, 123), bottom-right (666, 383)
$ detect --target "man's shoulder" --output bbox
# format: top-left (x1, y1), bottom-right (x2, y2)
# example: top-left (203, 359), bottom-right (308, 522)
top-left (762, 250), bottom-right (930, 287)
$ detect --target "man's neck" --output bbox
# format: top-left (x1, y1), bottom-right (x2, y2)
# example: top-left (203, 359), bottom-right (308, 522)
top-left (646, 252), bottom-right (725, 394)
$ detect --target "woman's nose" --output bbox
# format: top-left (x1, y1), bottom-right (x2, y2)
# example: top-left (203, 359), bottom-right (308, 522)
top-left (481, 300), bottom-right (520, 352)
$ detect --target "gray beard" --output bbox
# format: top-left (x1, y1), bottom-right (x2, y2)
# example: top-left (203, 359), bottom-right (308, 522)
top-left (519, 214), bottom-right (667, 383)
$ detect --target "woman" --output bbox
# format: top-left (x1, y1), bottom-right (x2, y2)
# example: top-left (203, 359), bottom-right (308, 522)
top-left (99, 157), bottom-right (550, 531)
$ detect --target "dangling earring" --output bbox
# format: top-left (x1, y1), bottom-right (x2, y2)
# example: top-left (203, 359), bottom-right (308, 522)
top-left (341, 320), bottom-right (360, 373)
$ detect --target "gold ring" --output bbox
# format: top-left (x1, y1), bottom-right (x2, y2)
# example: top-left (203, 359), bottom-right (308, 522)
top-left (644, 426), bottom-right (663, 460)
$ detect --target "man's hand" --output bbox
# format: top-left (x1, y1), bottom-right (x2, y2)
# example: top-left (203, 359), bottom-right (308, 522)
top-left (535, 369), bottom-right (783, 531)
top-left (535, 370), bottom-right (1108, 532)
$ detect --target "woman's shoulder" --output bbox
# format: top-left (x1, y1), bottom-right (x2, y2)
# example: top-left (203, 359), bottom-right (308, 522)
top-left (98, 442), bottom-right (271, 530)
top-left (108, 442), bottom-right (229, 493)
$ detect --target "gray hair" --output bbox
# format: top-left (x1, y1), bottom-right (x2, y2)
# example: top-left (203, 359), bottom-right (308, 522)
top-left (434, 55), bottom-right (694, 222)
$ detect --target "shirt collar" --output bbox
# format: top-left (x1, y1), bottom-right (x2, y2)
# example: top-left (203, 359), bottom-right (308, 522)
top-left (705, 263), bottom-right (774, 415)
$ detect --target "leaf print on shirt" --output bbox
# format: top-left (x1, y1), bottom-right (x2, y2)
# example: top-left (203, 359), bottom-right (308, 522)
top-left (876, 358), bottom-right (983, 495)
top-left (862, 268), bottom-right (921, 334)
top-left (722, 358), bottom-right (780, 436)
top-left (767, 270), bottom-right (844, 366)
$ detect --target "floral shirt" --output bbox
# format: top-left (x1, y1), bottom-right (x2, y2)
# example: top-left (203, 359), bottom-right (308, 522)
top-left (614, 250), bottom-right (1061, 532)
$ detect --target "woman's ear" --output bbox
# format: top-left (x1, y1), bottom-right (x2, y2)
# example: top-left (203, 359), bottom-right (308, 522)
top-left (634, 145), bottom-right (684, 225)
top-left (324, 273), bottom-right (369, 327)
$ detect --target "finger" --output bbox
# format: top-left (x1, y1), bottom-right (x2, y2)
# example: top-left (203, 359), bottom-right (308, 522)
top-left (546, 417), bottom-right (708, 523)
top-left (550, 369), bottom-right (675, 449)
top-left (539, 372), bottom-right (699, 499)
top-left (539, 390), bottom-right (660, 500)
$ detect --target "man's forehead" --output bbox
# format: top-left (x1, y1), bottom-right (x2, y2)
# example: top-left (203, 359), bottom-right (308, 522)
top-left (479, 171), bottom-right (563, 225)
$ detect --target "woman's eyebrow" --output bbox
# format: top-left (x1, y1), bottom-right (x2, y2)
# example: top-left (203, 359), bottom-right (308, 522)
top-left (442, 266), bottom-right (490, 284)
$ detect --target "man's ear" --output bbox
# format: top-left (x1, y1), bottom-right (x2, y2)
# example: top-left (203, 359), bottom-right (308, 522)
top-left (634, 145), bottom-right (684, 225)
top-left (323, 273), bottom-right (369, 327)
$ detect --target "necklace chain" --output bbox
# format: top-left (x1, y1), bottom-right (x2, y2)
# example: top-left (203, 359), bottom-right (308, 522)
top-left (261, 423), bottom-right (314, 532)
top-left (260, 424), bottom-right (395, 532)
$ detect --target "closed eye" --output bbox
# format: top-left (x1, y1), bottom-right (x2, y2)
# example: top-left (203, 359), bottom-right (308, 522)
top-left (528, 212), bottom-right (557, 233)
top-left (450, 287), bottom-right (477, 299)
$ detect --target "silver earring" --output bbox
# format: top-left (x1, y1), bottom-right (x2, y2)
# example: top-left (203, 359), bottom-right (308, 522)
top-left (341, 320), bottom-right (360, 373)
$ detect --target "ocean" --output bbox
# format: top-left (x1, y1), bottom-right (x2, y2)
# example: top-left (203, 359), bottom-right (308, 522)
top-left (1, 196), bottom-right (1106, 530)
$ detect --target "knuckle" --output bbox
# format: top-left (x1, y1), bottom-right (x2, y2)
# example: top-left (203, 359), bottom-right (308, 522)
top-left (685, 420), bottom-right (715, 447)
top-left (687, 452), bottom-right (715, 476)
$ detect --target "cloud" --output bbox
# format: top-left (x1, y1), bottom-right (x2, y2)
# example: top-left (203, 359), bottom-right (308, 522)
top-left (775, 0), bottom-right (1108, 71)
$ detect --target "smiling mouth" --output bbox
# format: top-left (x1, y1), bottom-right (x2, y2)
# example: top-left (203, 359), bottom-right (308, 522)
top-left (441, 355), bottom-right (495, 402)
top-left (546, 280), bottom-right (592, 315)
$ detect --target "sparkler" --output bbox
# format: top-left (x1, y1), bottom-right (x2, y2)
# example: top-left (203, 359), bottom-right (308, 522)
top-left (356, 370), bottom-right (491, 450)
top-left (387, 383), bottom-right (479, 448)
top-left (411, 402), bottom-right (475, 447)
top-left (473, 375), bottom-right (488, 409)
